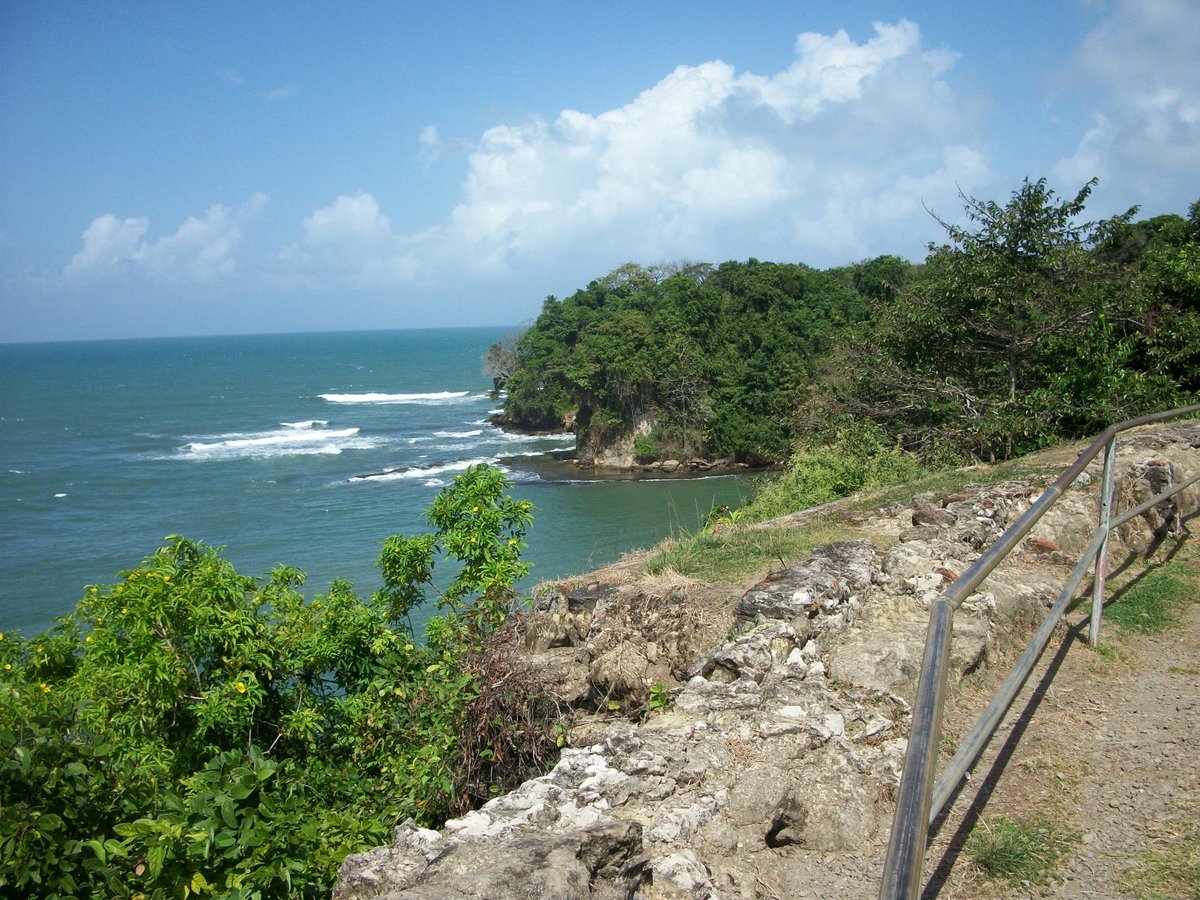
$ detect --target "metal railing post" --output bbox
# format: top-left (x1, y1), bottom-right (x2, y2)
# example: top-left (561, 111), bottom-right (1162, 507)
top-left (875, 404), bottom-right (1200, 897)
top-left (879, 597), bottom-right (954, 900)
top-left (1090, 436), bottom-right (1117, 647)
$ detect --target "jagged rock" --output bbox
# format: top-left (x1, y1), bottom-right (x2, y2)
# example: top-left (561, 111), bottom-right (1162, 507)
top-left (374, 820), bottom-right (648, 899)
top-left (735, 541), bottom-right (876, 624)
top-left (651, 849), bottom-right (711, 895)
top-left (1116, 459), bottom-right (1198, 554)
top-left (912, 507), bottom-right (958, 527)
top-left (688, 624), bottom-right (800, 684)
top-left (523, 584), bottom-right (613, 653)
top-left (526, 646), bottom-right (593, 705)
top-left (827, 598), bottom-right (989, 698)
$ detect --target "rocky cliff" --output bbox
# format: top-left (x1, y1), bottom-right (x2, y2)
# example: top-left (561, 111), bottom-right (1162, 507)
top-left (334, 422), bottom-right (1200, 899)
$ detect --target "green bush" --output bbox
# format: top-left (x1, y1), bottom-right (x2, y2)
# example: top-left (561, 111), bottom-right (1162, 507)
top-left (0, 464), bottom-right (556, 898)
top-left (633, 433), bottom-right (662, 462)
top-left (745, 419), bottom-right (925, 521)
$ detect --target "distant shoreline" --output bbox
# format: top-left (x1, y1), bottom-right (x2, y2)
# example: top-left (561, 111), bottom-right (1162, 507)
top-left (499, 449), bottom-right (767, 483)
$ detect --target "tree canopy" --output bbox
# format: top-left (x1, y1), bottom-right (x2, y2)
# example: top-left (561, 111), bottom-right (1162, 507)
top-left (835, 179), bottom-right (1198, 460)
top-left (502, 258), bottom-right (875, 463)
top-left (503, 179), bottom-right (1198, 467)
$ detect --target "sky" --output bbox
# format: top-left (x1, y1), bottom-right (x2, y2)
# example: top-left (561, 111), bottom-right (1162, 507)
top-left (1, 1), bottom-right (1197, 343)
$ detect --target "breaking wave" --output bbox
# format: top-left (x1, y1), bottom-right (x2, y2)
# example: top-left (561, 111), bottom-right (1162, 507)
top-left (319, 391), bottom-right (484, 405)
top-left (349, 457), bottom-right (499, 483)
top-left (174, 423), bottom-right (380, 461)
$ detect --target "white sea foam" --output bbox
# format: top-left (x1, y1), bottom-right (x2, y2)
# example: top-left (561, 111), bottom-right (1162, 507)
top-left (349, 457), bottom-right (497, 483)
top-left (54, 492), bottom-right (67, 498)
top-left (176, 425), bottom-right (381, 461)
top-left (433, 429), bottom-right (483, 438)
top-left (319, 391), bottom-right (480, 405)
top-left (281, 419), bottom-right (329, 429)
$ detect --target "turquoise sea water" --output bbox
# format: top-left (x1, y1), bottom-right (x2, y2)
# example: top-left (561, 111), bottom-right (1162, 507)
top-left (0, 327), bottom-right (749, 636)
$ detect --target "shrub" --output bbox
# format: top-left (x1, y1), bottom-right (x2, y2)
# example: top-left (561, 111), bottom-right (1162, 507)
top-left (745, 419), bottom-right (925, 520)
top-left (633, 433), bottom-right (662, 462)
top-left (0, 464), bottom-right (556, 898)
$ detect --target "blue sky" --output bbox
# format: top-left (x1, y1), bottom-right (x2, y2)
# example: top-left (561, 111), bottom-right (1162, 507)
top-left (1, 1), bottom-right (1197, 342)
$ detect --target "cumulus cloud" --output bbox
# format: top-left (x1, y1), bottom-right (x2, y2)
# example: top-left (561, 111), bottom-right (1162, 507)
top-left (1055, 0), bottom-right (1200, 204)
top-left (280, 192), bottom-right (417, 286)
top-left (439, 19), bottom-right (982, 271)
top-left (290, 19), bottom-right (986, 291)
top-left (65, 193), bottom-right (267, 283)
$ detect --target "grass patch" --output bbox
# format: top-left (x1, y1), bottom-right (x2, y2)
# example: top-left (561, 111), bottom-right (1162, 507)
top-left (1103, 560), bottom-right (1198, 636)
top-left (1118, 801), bottom-right (1200, 899)
top-left (965, 814), bottom-right (1078, 888)
top-left (1086, 639), bottom-right (1133, 673)
top-left (641, 522), bottom-right (860, 583)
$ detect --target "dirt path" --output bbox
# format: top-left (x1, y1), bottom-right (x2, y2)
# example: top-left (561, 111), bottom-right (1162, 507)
top-left (923, 540), bottom-right (1200, 898)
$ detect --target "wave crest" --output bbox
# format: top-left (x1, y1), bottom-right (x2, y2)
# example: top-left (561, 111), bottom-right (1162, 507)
top-left (349, 457), bottom-right (499, 483)
top-left (319, 391), bottom-right (481, 404)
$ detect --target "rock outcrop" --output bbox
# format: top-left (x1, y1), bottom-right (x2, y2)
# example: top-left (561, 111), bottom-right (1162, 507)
top-left (335, 422), bottom-right (1200, 898)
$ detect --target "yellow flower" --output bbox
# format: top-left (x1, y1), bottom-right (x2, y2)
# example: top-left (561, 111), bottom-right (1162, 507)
top-left (39, 682), bottom-right (50, 693)
top-left (120, 607), bottom-right (127, 614)
top-left (469, 536), bottom-right (477, 543)
top-left (0, 632), bottom-right (4, 641)
top-left (235, 682), bottom-right (247, 694)
top-left (472, 505), bottom-right (480, 513)
top-left (162, 576), bottom-right (170, 583)
top-left (85, 635), bottom-right (93, 643)
top-left (508, 539), bottom-right (518, 547)
top-left (3, 663), bottom-right (11, 671)
top-left (34, 645), bottom-right (42, 654)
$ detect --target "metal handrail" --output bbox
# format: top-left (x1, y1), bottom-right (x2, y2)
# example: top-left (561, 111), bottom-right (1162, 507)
top-left (879, 403), bottom-right (1200, 899)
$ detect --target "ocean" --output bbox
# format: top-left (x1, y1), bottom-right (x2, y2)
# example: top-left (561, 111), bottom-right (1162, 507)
top-left (0, 327), bottom-right (750, 636)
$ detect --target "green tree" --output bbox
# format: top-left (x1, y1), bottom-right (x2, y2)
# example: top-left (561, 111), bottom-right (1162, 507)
top-left (483, 327), bottom-right (525, 391)
top-left (842, 178), bottom-right (1179, 460)
top-left (0, 465), bottom-right (554, 899)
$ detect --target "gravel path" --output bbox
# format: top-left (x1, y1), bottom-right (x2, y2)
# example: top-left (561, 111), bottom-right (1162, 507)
top-left (924, 544), bottom-right (1200, 898)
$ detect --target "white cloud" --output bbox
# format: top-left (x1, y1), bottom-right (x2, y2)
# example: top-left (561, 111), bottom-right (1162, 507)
top-left (284, 20), bottom-right (985, 293)
top-left (1055, 0), bottom-right (1200, 205)
top-left (432, 20), bottom-right (982, 272)
top-left (280, 192), bottom-right (417, 286)
top-left (65, 193), bottom-right (267, 283)
top-left (215, 68), bottom-right (245, 86)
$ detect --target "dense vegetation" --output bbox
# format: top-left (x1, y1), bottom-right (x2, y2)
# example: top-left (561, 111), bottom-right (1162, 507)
top-left (500, 179), bottom-right (1199, 475)
top-left (0, 466), bottom-right (557, 899)
top-left (501, 259), bottom-right (876, 463)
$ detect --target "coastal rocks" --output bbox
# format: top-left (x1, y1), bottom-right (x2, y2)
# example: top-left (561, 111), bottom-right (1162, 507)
top-left (348, 820), bottom-right (649, 899)
top-left (520, 581), bottom-right (736, 711)
top-left (734, 541), bottom-right (877, 629)
top-left (1115, 458), bottom-right (1198, 554)
top-left (827, 599), bottom-right (989, 698)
